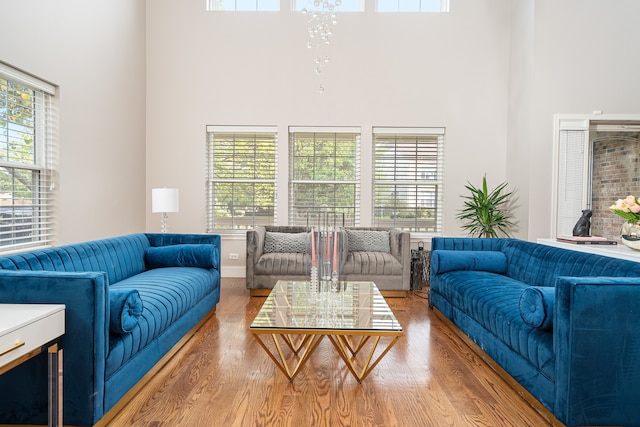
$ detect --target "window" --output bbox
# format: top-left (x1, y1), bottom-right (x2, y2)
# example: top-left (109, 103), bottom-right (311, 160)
top-left (206, 0), bottom-right (279, 11)
top-left (289, 127), bottom-right (360, 226)
top-left (377, 0), bottom-right (449, 12)
top-left (206, 126), bottom-right (277, 230)
top-left (556, 126), bottom-right (588, 237)
top-left (292, 0), bottom-right (364, 12)
top-left (373, 127), bottom-right (444, 232)
top-left (0, 62), bottom-right (57, 252)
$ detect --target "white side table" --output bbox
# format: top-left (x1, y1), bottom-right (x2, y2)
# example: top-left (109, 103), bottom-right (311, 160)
top-left (0, 304), bottom-right (65, 427)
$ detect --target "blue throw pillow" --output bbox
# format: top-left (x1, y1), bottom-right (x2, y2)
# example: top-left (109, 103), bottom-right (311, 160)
top-left (431, 250), bottom-right (507, 274)
top-left (519, 286), bottom-right (555, 330)
top-left (145, 244), bottom-right (218, 269)
top-left (109, 288), bottom-right (143, 334)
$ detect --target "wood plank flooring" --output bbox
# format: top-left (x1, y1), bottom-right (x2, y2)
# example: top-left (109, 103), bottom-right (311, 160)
top-left (107, 278), bottom-right (551, 426)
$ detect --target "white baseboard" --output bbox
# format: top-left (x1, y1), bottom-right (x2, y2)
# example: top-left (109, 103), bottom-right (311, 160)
top-left (221, 266), bottom-right (246, 278)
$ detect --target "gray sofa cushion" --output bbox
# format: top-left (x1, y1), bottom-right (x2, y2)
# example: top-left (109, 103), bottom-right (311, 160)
top-left (346, 229), bottom-right (390, 253)
top-left (264, 231), bottom-right (310, 253)
top-left (343, 252), bottom-right (402, 275)
top-left (255, 252), bottom-right (309, 275)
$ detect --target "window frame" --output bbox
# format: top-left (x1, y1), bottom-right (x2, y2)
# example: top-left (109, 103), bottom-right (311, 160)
top-left (291, 0), bottom-right (365, 12)
top-left (205, 125), bottom-right (278, 231)
top-left (372, 127), bottom-right (444, 233)
top-left (376, 0), bottom-right (450, 12)
top-left (205, 0), bottom-right (280, 11)
top-left (288, 126), bottom-right (361, 227)
top-left (0, 61), bottom-right (57, 252)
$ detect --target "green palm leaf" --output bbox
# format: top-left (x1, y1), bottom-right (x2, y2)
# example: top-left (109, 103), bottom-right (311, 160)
top-left (456, 175), bottom-right (514, 238)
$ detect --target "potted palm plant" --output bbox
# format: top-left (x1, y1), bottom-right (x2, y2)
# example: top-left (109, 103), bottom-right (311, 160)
top-left (456, 175), bottom-right (515, 238)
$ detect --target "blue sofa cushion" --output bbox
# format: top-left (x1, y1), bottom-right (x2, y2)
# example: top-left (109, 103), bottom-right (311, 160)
top-left (105, 267), bottom-right (219, 377)
top-left (519, 286), bottom-right (555, 330)
top-left (109, 288), bottom-right (143, 334)
top-left (432, 270), bottom-right (555, 379)
top-left (431, 250), bottom-right (507, 274)
top-left (144, 244), bottom-right (218, 269)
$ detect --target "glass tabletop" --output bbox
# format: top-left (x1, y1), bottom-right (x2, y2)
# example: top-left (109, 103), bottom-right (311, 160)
top-left (250, 281), bottom-right (402, 332)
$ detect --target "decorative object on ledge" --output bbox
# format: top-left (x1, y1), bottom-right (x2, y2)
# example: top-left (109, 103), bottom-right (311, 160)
top-left (610, 195), bottom-right (640, 250)
top-left (572, 209), bottom-right (592, 237)
top-left (621, 222), bottom-right (640, 250)
top-left (152, 188), bottom-right (179, 233)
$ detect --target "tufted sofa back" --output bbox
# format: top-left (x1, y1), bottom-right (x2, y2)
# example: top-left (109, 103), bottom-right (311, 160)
top-left (0, 233), bottom-right (150, 285)
top-left (501, 239), bottom-right (640, 286)
top-left (431, 237), bottom-right (640, 287)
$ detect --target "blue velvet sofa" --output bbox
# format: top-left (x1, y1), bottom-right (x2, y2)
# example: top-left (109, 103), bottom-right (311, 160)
top-left (0, 233), bottom-right (221, 426)
top-left (430, 237), bottom-right (640, 427)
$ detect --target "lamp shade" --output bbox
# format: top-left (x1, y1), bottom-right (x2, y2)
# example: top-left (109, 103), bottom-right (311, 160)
top-left (152, 188), bottom-right (179, 213)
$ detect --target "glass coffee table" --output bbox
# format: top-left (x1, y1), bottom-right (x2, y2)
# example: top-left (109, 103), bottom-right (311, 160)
top-left (250, 280), bottom-right (403, 383)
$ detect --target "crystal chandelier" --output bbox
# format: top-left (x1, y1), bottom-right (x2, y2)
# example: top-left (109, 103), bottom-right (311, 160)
top-left (302, 0), bottom-right (341, 93)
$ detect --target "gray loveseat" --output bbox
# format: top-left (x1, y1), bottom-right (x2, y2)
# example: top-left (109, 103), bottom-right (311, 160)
top-left (246, 226), bottom-right (410, 296)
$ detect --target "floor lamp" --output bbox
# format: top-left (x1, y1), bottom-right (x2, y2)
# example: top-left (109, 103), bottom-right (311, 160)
top-left (152, 188), bottom-right (179, 233)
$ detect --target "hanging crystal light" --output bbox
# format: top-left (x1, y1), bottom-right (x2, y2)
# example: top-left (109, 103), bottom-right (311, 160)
top-left (302, 0), bottom-right (341, 93)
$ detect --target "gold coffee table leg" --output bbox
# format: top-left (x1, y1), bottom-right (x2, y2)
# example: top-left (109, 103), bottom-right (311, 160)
top-left (253, 333), bottom-right (325, 381)
top-left (328, 334), bottom-right (401, 383)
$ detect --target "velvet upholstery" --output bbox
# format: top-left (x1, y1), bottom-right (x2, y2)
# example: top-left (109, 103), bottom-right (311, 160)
top-left (431, 250), bottom-right (507, 274)
top-left (0, 233), bottom-right (221, 427)
top-left (144, 243), bottom-right (219, 269)
top-left (246, 226), bottom-right (411, 292)
top-left (519, 286), bottom-right (555, 330)
top-left (430, 237), bottom-right (640, 427)
top-left (109, 288), bottom-right (143, 334)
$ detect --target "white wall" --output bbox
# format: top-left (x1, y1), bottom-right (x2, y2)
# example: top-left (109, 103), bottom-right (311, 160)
top-left (1, 0), bottom-right (147, 244)
top-left (506, 0), bottom-right (535, 240)
top-left (3, 1), bottom-right (638, 274)
top-left (145, 0), bottom-right (513, 272)
top-left (525, 0), bottom-right (640, 239)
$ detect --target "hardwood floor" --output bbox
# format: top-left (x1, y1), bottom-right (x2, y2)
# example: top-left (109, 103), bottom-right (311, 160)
top-left (107, 278), bottom-right (551, 426)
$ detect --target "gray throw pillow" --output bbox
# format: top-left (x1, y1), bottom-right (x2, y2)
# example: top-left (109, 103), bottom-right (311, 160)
top-left (347, 230), bottom-right (390, 253)
top-left (264, 231), bottom-right (310, 253)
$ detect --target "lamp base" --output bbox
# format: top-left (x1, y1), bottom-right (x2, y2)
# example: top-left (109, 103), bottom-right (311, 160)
top-left (161, 213), bottom-right (169, 233)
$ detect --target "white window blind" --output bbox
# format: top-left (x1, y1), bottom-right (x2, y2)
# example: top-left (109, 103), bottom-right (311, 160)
top-left (556, 129), bottom-right (589, 236)
top-left (206, 126), bottom-right (277, 230)
top-left (373, 127), bottom-right (444, 232)
top-left (289, 127), bottom-right (360, 226)
top-left (0, 63), bottom-right (57, 252)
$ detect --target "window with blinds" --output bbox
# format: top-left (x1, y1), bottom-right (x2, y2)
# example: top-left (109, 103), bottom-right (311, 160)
top-left (373, 127), bottom-right (444, 232)
top-left (0, 63), bottom-right (56, 252)
top-left (205, 126), bottom-right (277, 230)
top-left (289, 127), bottom-right (360, 226)
top-left (556, 129), bottom-right (589, 236)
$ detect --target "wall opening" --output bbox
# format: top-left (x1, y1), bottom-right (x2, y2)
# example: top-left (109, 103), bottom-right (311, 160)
top-left (590, 125), bottom-right (640, 239)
